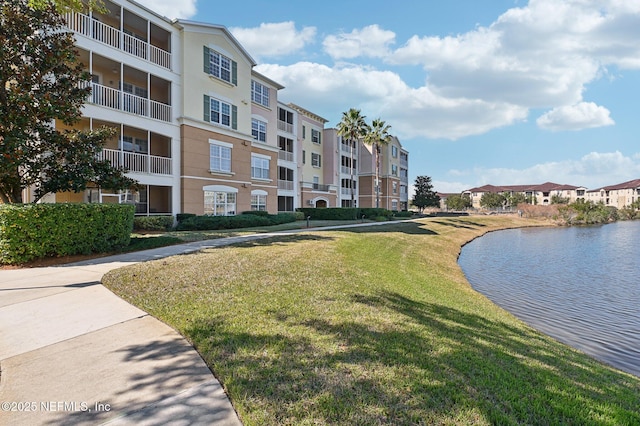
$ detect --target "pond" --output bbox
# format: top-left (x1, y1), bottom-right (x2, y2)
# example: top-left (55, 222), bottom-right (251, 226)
top-left (458, 221), bottom-right (640, 377)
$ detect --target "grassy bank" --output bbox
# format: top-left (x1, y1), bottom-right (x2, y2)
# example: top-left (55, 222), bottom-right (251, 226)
top-left (103, 216), bottom-right (640, 425)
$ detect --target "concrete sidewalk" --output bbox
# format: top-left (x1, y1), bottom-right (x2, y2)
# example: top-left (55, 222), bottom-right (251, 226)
top-left (0, 221), bottom-right (405, 425)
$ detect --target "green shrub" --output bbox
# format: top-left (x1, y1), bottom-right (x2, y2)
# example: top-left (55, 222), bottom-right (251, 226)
top-left (394, 210), bottom-right (413, 218)
top-left (359, 208), bottom-right (392, 219)
top-left (0, 203), bottom-right (134, 264)
top-left (241, 210), bottom-right (270, 217)
top-left (176, 213), bottom-right (196, 223)
top-left (133, 215), bottom-right (174, 231)
top-left (297, 208), bottom-right (359, 220)
top-left (175, 212), bottom-right (298, 231)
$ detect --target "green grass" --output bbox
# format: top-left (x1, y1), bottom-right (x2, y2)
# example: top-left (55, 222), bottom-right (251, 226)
top-left (103, 216), bottom-right (640, 425)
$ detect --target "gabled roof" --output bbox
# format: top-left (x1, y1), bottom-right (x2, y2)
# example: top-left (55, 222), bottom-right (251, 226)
top-left (175, 20), bottom-right (257, 67)
top-left (587, 178), bottom-right (640, 193)
top-left (463, 182), bottom-right (581, 194)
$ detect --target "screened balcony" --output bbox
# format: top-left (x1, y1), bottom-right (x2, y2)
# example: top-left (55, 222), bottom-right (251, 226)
top-left (64, 0), bottom-right (172, 70)
top-left (79, 50), bottom-right (172, 122)
top-left (94, 120), bottom-right (173, 176)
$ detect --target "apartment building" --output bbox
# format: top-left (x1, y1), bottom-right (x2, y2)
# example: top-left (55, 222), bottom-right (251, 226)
top-left (358, 136), bottom-right (406, 210)
top-left (586, 178), bottom-right (640, 208)
top-left (462, 182), bottom-right (587, 209)
top-left (324, 129), bottom-right (359, 207)
top-left (42, 0), bottom-right (409, 215)
top-left (176, 20), bottom-right (280, 215)
top-left (289, 104), bottom-right (338, 208)
top-left (276, 103), bottom-right (298, 211)
top-left (60, 0), bottom-right (181, 215)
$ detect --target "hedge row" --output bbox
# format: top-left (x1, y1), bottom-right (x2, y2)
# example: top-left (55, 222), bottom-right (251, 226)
top-left (133, 215), bottom-right (174, 231)
top-left (0, 203), bottom-right (134, 264)
top-left (176, 211), bottom-right (301, 231)
top-left (296, 207), bottom-right (398, 220)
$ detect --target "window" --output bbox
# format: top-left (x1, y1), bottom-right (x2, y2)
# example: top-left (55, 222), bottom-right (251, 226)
top-left (204, 191), bottom-right (236, 216)
top-left (251, 194), bottom-right (267, 211)
top-left (251, 81), bottom-right (269, 107)
top-left (121, 136), bottom-right (148, 153)
top-left (210, 98), bottom-right (231, 127)
top-left (311, 153), bottom-right (321, 167)
top-left (311, 129), bottom-right (321, 144)
top-left (302, 150), bottom-right (306, 164)
top-left (392, 145), bottom-right (398, 158)
top-left (392, 200), bottom-right (398, 210)
top-left (204, 95), bottom-right (236, 129)
top-left (207, 48), bottom-right (231, 83)
top-left (210, 142), bottom-right (231, 173)
top-left (302, 126), bottom-right (306, 138)
top-left (251, 155), bottom-right (270, 180)
top-left (391, 164), bottom-right (398, 176)
top-left (392, 182), bottom-right (398, 194)
top-left (252, 119), bottom-right (267, 142)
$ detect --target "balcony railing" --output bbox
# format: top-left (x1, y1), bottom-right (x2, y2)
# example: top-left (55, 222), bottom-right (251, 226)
top-left (90, 82), bottom-right (171, 122)
top-left (99, 148), bottom-right (172, 175)
top-left (340, 166), bottom-right (355, 175)
top-left (341, 188), bottom-right (355, 196)
top-left (64, 12), bottom-right (171, 70)
top-left (341, 144), bottom-right (354, 154)
top-left (312, 183), bottom-right (330, 192)
top-left (278, 150), bottom-right (294, 162)
top-left (278, 180), bottom-right (294, 190)
top-left (278, 120), bottom-right (294, 134)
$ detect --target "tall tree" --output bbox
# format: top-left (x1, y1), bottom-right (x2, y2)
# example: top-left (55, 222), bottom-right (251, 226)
top-left (28, 0), bottom-right (103, 13)
top-left (0, 0), bottom-right (135, 203)
top-left (445, 194), bottom-right (472, 210)
top-left (364, 118), bottom-right (392, 208)
top-left (336, 108), bottom-right (368, 207)
top-left (480, 192), bottom-right (506, 209)
top-left (412, 176), bottom-right (440, 213)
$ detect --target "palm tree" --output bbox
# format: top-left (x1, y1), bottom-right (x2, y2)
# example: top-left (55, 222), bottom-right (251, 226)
top-left (364, 118), bottom-right (392, 208)
top-left (336, 108), bottom-right (368, 207)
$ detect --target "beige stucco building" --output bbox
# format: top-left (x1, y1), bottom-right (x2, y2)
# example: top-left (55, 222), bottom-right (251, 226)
top-left (33, 0), bottom-right (410, 216)
top-left (586, 179), bottom-right (640, 208)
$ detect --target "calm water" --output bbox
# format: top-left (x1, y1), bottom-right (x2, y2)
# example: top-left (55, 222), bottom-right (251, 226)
top-left (458, 221), bottom-right (640, 377)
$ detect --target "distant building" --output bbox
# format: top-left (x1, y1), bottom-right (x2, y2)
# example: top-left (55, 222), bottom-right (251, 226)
top-left (462, 182), bottom-right (587, 209)
top-left (586, 178), bottom-right (640, 208)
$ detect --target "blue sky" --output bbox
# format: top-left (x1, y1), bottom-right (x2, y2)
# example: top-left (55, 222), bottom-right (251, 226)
top-left (140, 0), bottom-right (640, 192)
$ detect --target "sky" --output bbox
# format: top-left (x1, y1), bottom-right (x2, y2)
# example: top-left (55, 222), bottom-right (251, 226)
top-left (139, 0), bottom-right (640, 193)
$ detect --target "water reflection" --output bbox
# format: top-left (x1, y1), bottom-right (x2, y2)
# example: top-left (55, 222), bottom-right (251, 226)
top-left (459, 221), bottom-right (640, 377)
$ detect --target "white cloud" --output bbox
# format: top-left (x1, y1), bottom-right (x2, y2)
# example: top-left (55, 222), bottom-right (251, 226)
top-left (536, 102), bottom-right (614, 131)
top-left (441, 151), bottom-right (640, 191)
top-left (229, 22), bottom-right (316, 59)
top-left (323, 25), bottom-right (396, 59)
top-left (244, 0), bottom-right (640, 139)
top-left (136, 0), bottom-right (196, 19)
top-left (257, 62), bottom-right (528, 138)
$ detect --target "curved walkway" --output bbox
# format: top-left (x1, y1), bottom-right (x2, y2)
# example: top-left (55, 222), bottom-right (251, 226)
top-left (0, 221), bottom-right (403, 425)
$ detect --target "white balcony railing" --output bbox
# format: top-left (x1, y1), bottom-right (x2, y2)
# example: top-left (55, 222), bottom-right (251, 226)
top-left (99, 148), bottom-right (172, 175)
top-left (90, 82), bottom-right (171, 122)
top-left (341, 166), bottom-right (355, 175)
top-left (278, 150), bottom-right (294, 162)
top-left (278, 180), bottom-right (294, 190)
top-left (341, 144), bottom-right (354, 154)
top-left (278, 120), bottom-right (294, 134)
top-left (64, 11), bottom-right (171, 70)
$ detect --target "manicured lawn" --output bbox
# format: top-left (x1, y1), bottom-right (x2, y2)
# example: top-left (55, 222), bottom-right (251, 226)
top-left (103, 216), bottom-right (640, 425)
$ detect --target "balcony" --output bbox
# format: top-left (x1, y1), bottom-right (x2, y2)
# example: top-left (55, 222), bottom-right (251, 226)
top-left (278, 150), bottom-right (294, 162)
top-left (278, 180), bottom-right (294, 191)
top-left (99, 148), bottom-right (172, 175)
top-left (64, 11), bottom-right (171, 70)
top-left (278, 120), bottom-right (294, 134)
top-left (312, 183), bottom-right (330, 192)
top-left (89, 82), bottom-right (171, 122)
top-left (341, 144), bottom-right (355, 154)
top-left (341, 166), bottom-right (356, 175)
